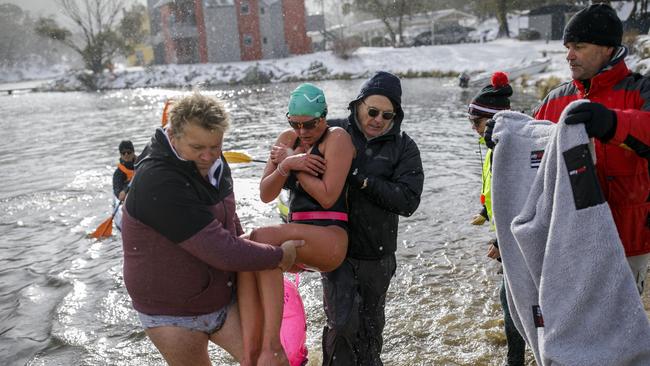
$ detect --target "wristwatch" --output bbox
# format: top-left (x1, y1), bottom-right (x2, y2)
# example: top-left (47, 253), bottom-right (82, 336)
top-left (361, 177), bottom-right (368, 190)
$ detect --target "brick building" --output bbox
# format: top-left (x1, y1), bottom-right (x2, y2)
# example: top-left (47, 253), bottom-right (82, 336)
top-left (148, 0), bottom-right (311, 64)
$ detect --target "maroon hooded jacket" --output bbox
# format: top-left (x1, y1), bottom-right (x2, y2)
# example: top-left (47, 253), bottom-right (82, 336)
top-left (122, 128), bottom-right (282, 316)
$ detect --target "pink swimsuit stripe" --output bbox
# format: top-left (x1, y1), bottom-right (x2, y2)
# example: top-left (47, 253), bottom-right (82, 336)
top-left (289, 211), bottom-right (348, 222)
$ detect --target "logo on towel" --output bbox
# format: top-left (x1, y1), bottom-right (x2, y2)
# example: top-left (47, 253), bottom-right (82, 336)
top-left (530, 150), bottom-right (544, 168)
top-left (568, 166), bottom-right (587, 176)
top-left (532, 305), bottom-right (544, 328)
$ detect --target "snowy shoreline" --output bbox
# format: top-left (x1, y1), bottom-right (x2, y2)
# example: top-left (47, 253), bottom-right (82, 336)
top-left (4, 38), bottom-right (649, 92)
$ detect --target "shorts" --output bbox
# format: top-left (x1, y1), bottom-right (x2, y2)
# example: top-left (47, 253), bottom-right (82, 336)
top-left (137, 304), bottom-right (230, 335)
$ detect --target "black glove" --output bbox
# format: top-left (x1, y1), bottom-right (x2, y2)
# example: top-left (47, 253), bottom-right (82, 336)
top-left (483, 118), bottom-right (497, 149)
top-left (348, 160), bottom-right (367, 189)
top-left (564, 102), bottom-right (617, 142)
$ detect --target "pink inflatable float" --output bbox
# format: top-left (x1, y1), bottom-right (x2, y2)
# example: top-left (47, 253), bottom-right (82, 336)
top-left (281, 274), bottom-right (308, 366)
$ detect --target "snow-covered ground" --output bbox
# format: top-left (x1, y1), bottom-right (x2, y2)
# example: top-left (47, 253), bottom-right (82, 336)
top-left (34, 39), bottom-right (570, 91)
top-left (3, 38), bottom-right (649, 91)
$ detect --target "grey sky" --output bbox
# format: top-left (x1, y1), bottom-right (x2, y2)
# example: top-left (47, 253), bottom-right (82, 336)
top-left (0, 0), bottom-right (147, 19)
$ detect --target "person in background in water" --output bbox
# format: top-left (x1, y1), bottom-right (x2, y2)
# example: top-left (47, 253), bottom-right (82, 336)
top-left (237, 83), bottom-right (354, 365)
top-left (531, 3), bottom-right (650, 294)
top-left (323, 71), bottom-right (424, 365)
top-left (113, 140), bottom-right (136, 201)
top-left (120, 93), bottom-right (302, 366)
top-left (468, 72), bottom-right (526, 366)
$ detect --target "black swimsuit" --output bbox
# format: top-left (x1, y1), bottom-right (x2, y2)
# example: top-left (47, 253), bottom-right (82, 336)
top-left (283, 129), bottom-right (348, 230)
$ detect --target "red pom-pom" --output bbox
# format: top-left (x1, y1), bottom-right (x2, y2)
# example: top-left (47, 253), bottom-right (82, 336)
top-left (491, 71), bottom-right (509, 88)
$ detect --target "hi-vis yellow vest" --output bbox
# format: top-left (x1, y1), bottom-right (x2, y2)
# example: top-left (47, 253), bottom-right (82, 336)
top-left (479, 137), bottom-right (493, 224)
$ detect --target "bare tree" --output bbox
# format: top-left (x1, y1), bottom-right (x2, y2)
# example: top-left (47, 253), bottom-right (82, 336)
top-left (630, 0), bottom-right (650, 18)
top-left (349, 0), bottom-right (428, 47)
top-left (471, 0), bottom-right (585, 39)
top-left (496, 0), bottom-right (509, 37)
top-left (0, 4), bottom-right (73, 72)
top-left (119, 3), bottom-right (147, 54)
top-left (36, 0), bottom-right (128, 75)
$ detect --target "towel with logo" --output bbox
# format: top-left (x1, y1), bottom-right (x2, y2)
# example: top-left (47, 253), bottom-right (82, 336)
top-left (490, 110), bottom-right (555, 363)
top-left (493, 101), bottom-right (650, 365)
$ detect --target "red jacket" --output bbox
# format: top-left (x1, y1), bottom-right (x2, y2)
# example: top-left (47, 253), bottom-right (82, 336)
top-left (533, 55), bottom-right (650, 256)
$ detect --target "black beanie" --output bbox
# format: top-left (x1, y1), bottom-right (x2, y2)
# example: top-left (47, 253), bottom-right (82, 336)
top-left (468, 72), bottom-right (513, 118)
top-left (119, 140), bottom-right (134, 152)
top-left (563, 4), bottom-right (622, 47)
top-left (350, 71), bottom-right (403, 121)
top-left (356, 71), bottom-right (401, 105)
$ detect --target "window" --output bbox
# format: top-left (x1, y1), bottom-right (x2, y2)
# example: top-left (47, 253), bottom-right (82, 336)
top-left (263, 37), bottom-right (267, 44)
top-left (243, 34), bottom-right (253, 46)
top-left (241, 1), bottom-right (249, 14)
top-left (260, 7), bottom-right (265, 15)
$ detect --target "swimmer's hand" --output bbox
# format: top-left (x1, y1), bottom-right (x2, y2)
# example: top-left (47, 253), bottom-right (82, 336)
top-left (270, 143), bottom-right (293, 165)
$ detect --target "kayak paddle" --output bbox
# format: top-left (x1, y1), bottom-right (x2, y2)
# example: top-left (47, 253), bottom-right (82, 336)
top-left (90, 202), bottom-right (121, 239)
top-left (223, 151), bottom-right (266, 164)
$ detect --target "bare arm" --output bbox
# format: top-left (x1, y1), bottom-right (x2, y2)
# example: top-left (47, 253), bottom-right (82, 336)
top-left (296, 128), bottom-right (354, 208)
top-left (259, 129), bottom-right (297, 203)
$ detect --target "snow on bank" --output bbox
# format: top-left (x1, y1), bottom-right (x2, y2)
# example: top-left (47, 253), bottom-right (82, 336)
top-left (0, 62), bottom-right (70, 84)
top-left (38, 39), bottom-right (571, 91)
top-left (7, 38), bottom-right (647, 92)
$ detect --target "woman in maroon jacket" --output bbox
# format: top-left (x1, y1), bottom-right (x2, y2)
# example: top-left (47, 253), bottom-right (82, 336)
top-left (121, 93), bottom-right (301, 366)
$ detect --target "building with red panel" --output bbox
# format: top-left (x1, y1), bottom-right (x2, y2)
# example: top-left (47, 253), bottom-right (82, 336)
top-left (149, 0), bottom-right (312, 64)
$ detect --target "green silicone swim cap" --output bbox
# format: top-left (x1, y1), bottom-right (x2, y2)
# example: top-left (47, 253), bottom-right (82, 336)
top-left (287, 83), bottom-right (327, 117)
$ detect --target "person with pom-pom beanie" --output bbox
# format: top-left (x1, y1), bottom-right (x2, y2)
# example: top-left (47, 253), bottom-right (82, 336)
top-left (468, 72), bottom-right (526, 366)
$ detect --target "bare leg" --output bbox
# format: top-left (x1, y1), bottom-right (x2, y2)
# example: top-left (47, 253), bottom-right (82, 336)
top-left (250, 230), bottom-right (290, 366)
top-left (210, 304), bottom-right (245, 362)
top-left (255, 269), bottom-right (289, 366)
top-left (145, 326), bottom-right (211, 366)
top-left (252, 224), bottom-right (348, 272)
top-left (238, 271), bottom-right (263, 365)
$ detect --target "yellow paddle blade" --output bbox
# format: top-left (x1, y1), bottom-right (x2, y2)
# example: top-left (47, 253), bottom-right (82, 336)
top-left (223, 151), bottom-right (266, 164)
top-left (90, 216), bottom-right (113, 239)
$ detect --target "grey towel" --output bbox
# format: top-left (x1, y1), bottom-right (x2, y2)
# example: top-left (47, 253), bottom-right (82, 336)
top-left (491, 110), bottom-right (555, 363)
top-left (492, 101), bottom-right (650, 365)
top-left (510, 100), bottom-right (650, 365)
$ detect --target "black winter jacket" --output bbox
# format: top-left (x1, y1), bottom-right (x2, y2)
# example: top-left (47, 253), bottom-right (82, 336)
top-left (112, 159), bottom-right (134, 198)
top-left (329, 110), bottom-right (424, 259)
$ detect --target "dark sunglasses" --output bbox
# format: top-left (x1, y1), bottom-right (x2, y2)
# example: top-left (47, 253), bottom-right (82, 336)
top-left (120, 150), bottom-right (134, 155)
top-left (287, 115), bottom-right (321, 130)
top-left (362, 101), bottom-right (395, 121)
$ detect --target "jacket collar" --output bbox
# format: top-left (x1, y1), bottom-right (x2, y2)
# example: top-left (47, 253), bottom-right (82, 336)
top-left (574, 46), bottom-right (629, 96)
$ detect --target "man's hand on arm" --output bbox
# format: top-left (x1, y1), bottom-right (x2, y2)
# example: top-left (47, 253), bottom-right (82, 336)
top-left (348, 158), bottom-right (368, 189)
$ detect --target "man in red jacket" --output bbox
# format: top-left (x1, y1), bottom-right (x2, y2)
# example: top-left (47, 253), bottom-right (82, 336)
top-left (533, 4), bottom-right (650, 294)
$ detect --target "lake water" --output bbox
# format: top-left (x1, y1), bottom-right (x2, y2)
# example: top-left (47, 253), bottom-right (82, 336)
top-left (1, 78), bottom-right (550, 365)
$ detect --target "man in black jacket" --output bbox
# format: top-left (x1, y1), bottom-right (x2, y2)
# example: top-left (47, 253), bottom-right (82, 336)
top-left (322, 71), bottom-right (424, 365)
